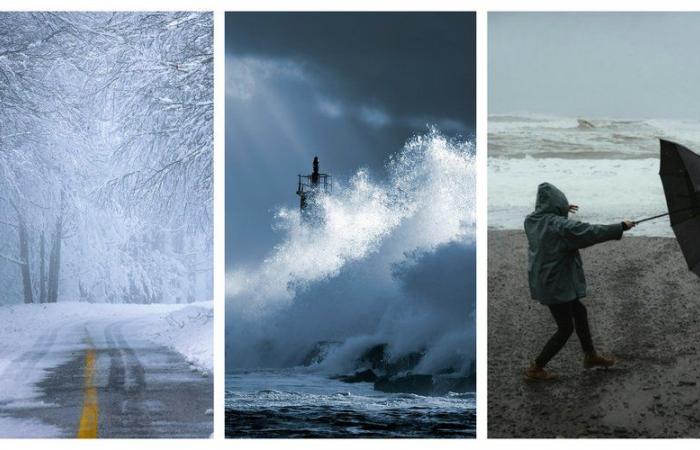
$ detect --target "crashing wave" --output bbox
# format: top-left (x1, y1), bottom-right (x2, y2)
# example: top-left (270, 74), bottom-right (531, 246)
top-left (226, 128), bottom-right (476, 386)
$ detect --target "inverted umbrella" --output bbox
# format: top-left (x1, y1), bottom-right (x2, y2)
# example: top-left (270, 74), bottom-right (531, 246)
top-left (636, 139), bottom-right (700, 275)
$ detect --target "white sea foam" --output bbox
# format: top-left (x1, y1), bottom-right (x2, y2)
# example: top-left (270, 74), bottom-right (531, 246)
top-left (489, 157), bottom-right (670, 236)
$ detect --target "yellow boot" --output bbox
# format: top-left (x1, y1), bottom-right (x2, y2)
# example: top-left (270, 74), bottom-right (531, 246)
top-left (583, 352), bottom-right (615, 369)
top-left (524, 362), bottom-right (557, 381)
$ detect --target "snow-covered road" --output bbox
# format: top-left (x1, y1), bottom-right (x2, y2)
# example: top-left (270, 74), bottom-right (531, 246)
top-left (0, 302), bottom-right (213, 438)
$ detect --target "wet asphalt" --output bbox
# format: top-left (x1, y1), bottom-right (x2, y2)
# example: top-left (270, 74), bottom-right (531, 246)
top-left (0, 319), bottom-right (212, 438)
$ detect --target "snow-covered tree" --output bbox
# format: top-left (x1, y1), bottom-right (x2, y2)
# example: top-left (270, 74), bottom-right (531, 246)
top-left (0, 12), bottom-right (213, 305)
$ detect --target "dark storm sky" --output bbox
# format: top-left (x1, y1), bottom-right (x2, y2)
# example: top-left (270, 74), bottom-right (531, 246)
top-left (225, 12), bottom-right (475, 268)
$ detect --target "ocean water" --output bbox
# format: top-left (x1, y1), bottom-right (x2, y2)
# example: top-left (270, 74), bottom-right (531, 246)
top-left (225, 371), bottom-right (476, 438)
top-left (489, 115), bottom-right (700, 237)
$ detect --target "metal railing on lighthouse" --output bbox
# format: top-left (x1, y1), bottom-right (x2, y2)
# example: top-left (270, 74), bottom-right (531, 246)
top-left (296, 156), bottom-right (332, 217)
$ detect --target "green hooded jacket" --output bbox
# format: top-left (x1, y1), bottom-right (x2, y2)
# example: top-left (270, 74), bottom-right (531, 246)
top-left (524, 183), bottom-right (624, 305)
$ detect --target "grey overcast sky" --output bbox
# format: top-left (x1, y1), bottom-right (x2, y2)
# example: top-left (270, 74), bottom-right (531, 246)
top-left (226, 12), bottom-right (475, 268)
top-left (489, 12), bottom-right (700, 118)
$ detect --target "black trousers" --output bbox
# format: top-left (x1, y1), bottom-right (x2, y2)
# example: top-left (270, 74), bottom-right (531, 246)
top-left (535, 298), bottom-right (595, 368)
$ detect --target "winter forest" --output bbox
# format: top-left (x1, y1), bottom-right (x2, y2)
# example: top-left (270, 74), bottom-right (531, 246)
top-left (0, 12), bottom-right (213, 305)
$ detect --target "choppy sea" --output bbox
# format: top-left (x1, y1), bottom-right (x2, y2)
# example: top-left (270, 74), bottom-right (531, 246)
top-left (489, 115), bottom-right (700, 236)
top-left (225, 370), bottom-right (476, 438)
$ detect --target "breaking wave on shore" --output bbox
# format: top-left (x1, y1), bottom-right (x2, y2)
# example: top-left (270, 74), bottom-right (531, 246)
top-left (226, 128), bottom-right (476, 377)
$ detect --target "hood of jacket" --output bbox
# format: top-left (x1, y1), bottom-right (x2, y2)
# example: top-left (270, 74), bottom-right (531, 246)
top-left (534, 182), bottom-right (569, 217)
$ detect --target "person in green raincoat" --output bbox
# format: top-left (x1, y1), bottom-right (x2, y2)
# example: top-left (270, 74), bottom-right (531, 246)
top-left (524, 182), bottom-right (635, 381)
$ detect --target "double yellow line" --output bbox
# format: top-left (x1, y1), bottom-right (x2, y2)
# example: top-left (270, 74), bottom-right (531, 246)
top-left (76, 348), bottom-right (99, 438)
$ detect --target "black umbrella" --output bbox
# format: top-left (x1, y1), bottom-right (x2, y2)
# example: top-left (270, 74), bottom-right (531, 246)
top-left (636, 139), bottom-right (700, 275)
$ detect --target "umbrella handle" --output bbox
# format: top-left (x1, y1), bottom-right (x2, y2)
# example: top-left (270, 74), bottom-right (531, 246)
top-left (634, 206), bottom-right (697, 225)
top-left (634, 212), bottom-right (669, 225)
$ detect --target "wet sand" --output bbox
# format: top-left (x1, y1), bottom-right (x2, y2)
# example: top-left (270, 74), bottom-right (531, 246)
top-left (488, 229), bottom-right (700, 438)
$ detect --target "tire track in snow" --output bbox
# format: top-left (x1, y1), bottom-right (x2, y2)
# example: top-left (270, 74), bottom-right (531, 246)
top-left (0, 327), bottom-right (59, 390)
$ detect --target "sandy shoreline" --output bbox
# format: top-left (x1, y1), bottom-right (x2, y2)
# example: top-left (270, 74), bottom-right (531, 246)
top-left (488, 229), bottom-right (700, 438)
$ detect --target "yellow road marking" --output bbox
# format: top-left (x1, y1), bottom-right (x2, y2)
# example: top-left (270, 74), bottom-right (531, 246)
top-left (76, 348), bottom-right (98, 438)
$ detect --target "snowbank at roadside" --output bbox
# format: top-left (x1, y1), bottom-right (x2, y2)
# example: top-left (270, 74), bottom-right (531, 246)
top-left (137, 302), bottom-right (213, 374)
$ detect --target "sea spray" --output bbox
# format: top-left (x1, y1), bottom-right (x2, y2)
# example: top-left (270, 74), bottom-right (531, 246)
top-left (226, 128), bottom-right (475, 373)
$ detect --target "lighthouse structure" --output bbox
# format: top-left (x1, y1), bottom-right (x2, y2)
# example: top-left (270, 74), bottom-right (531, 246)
top-left (296, 156), bottom-right (332, 220)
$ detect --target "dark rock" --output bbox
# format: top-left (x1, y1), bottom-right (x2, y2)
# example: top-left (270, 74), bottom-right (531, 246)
top-left (359, 344), bottom-right (387, 370)
top-left (433, 374), bottom-right (476, 394)
top-left (374, 374), bottom-right (434, 395)
top-left (300, 341), bottom-right (339, 366)
top-left (385, 351), bottom-right (424, 376)
top-left (356, 343), bottom-right (427, 376)
top-left (335, 369), bottom-right (378, 383)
